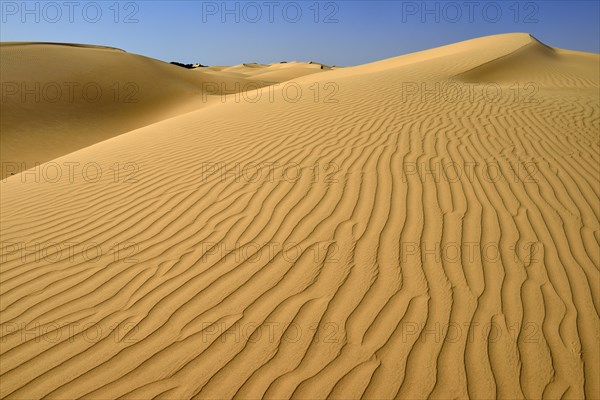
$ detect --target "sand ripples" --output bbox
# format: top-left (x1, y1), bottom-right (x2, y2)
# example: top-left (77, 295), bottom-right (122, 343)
top-left (1, 33), bottom-right (598, 399)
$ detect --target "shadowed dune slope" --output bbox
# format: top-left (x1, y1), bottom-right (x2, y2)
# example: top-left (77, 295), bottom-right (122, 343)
top-left (456, 36), bottom-right (600, 88)
top-left (1, 43), bottom-right (208, 171)
top-left (0, 33), bottom-right (599, 399)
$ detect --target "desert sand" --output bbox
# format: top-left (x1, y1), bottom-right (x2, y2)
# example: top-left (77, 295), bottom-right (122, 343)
top-left (0, 33), bottom-right (599, 399)
top-left (0, 43), bottom-right (330, 176)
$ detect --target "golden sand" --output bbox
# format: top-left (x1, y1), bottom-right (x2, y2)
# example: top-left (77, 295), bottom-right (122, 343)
top-left (1, 33), bottom-right (598, 399)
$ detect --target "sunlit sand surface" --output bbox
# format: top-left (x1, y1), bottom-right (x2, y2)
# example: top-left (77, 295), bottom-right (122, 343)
top-left (1, 33), bottom-right (599, 399)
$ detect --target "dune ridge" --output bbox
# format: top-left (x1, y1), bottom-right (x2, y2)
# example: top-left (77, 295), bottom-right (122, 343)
top-left (0, 33), bottom-right (599, 399)
top-left (0, 42), bottom-right (127, 51)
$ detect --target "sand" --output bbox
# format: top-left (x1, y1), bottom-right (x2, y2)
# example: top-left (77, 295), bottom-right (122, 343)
top-left (0, 43), bottom-right (328, 177)
top-left (0, 33), bottom-right (599, 399)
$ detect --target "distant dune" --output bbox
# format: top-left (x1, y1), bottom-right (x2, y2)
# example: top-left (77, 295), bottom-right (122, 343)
top-left (0, 33), bottom-right (598, 399)
top-left (0, 43), bottom-right (330, 175)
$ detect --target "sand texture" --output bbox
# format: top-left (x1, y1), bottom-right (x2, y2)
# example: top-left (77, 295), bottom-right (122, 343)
top-left (1, 33), bottom-right (599, 399)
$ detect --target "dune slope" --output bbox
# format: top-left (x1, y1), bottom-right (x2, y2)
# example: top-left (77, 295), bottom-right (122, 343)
top-left (0, 42), bottom-right (209, 173)
top-left (0, 43), bottom-right (330, 176)
top-left (0, 33), bottom-right (599, 399)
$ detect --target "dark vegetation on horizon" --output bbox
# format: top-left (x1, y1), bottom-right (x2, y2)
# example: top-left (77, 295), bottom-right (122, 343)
top-left (170, 62), bottom-right (206, 69)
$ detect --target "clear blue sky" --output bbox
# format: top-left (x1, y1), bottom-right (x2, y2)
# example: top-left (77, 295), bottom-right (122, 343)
top-left (1, 1), bottom-right (598, 65)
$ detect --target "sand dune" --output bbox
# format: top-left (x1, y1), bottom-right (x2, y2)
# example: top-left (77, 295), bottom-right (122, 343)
top-left (1, 33), bottom-right (599, 399)
top-left (0, 43), bottom-right (330, 177)
top-left (248, 63), bottom-right (334, 85)
top-left (456, 36), bottom-right (599, 87)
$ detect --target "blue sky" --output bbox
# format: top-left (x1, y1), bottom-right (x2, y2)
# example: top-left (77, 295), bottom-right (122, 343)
top-left (1, 1), bottom-right (599, 65)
